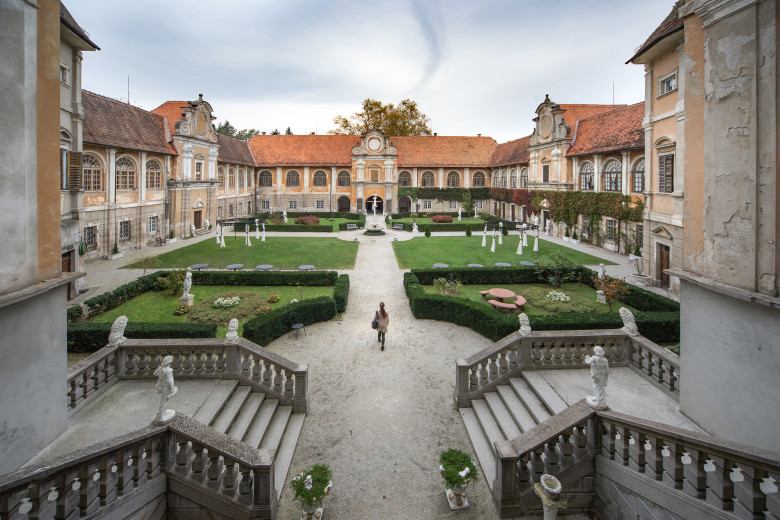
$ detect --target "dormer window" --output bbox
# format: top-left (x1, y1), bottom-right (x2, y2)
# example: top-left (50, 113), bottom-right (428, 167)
top-left (658, 71), bottom-right (677, 96)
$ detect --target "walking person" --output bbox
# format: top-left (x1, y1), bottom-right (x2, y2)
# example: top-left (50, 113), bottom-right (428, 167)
top-left (376, 302), bottom-right (389, 351)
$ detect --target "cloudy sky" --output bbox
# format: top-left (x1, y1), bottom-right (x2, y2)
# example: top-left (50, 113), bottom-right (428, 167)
top-left (68, 0), bottom-right (671, 143)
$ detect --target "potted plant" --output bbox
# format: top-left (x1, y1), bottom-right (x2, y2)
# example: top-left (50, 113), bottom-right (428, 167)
top-left (291, 464), bottom-right (332, 520)
top-left (110, 241), bottom-right (123, 260)
top-left (563, 227), bottom-right (570, 242)
top-left (440, 448), bottom-right (478, 509)
top-left (571, 230), bottom-right (579, 244)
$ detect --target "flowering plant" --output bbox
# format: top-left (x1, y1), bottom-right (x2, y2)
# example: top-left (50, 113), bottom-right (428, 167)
top-left (213, 296), bottom-right (240, 309)
top-left (592, 274), bottom-right (630, 311)
top-left (546, 290), bottom-right (571, 303)
top-left (291, 464), bottom-right (332, 508)
top-left (439, 448), bottom-right (479, 489)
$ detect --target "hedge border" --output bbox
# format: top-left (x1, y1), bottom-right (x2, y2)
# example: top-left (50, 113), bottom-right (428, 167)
top-left (242, 296), bottom-right (336, 346)
top-left (67, 322), bottom-right (218, 353)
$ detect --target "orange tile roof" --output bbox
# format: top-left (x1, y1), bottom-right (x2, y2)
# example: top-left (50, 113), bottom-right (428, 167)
top-left (217, 133), bottom-right (255, 167)
top-left (566, 102), bottom-right (644, 156)
top-left (392, 136), bottom-right (497, 167)
top-left (627, 0), bottom-right (685, 63)
top-left (248, 135), bottom-right (358, 166)
top-left (490, 135), bottom-right (531, 167)
top-left (82, 91), bottom-right (176, 155)
top-left (558, 104), bottom-right (627, 131)
top-left (152, 101), bottom-right (188, 136)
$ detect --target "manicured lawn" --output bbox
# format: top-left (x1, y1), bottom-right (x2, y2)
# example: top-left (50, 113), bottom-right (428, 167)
top-left (90, 285), bottom-right (333, 336)
top-left (391, 216), bottom-right (485, 225)
top-left (393, 235), bottom-right (614, 269)
top-left (125, 236), bottom-right (358, 269)
top-left (422, 282), bottom-right (637, 317)
top-left (273, 217), bottom-right (354, 231)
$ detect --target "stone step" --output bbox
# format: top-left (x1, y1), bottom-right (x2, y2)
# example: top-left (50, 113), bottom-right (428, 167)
top-left (496, 385), bottom-right (537, 433)
top-left (521, 371), bottom-right (569, 414)
top-left (484, 392), bottom-right (522, 440)
top-left (259, 406), bottom-right (293, 450)
top-left (226, 393), bottom-right (265, 442)
top-left (273, 413), bottom-right (306, 500)
top-left (243, 399), bottom-right (280, 449)
top-left (472, 399), bottom-right (507, 453)
top-left (192, 380), bottom-right (238, 427)
top-left (510, 378), bottom-right (552, 424)
top-left (211, 386), bottom-right (252, 434)
top-left (459, 407), bottom-right (496, 491)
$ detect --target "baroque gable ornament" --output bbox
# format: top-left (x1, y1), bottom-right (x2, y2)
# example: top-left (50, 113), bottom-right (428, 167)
top-left (174, 94), bottom-right (218, 144)
top-left (352, 130), bottom-right (397, 156)
top-left (529, 94), bottom-right (571, 146)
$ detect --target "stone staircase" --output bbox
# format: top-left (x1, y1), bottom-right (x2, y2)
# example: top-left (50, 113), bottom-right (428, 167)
top-left (459, 371), bottom-right (569, 489)
top-left (192, 379), bottom-right (305, 500)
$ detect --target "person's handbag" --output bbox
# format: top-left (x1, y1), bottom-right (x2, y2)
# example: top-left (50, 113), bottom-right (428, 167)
top-left (371, 311), bottom-right (379, 330)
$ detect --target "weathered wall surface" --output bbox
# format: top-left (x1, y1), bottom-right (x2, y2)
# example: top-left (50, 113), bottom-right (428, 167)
top-left (679, 280), bottom-right (780, 453)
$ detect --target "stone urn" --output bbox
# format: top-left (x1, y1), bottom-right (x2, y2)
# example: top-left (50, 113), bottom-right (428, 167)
top-left (447, 481), bottom-right (470, 509)
top-left (300, 501), bottom-right (322, 520)
top-left (631, 274), bottom-right (653, 286)
top-left (539, 474), bottom-right (562, 499)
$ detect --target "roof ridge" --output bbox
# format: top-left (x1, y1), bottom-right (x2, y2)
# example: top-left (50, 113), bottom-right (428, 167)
top-left (575, 102), bottom-right (643, 123)
top-left (560, 103), bottom-right (627, 108)
top-left (82, 89), bottom-right (166, 120)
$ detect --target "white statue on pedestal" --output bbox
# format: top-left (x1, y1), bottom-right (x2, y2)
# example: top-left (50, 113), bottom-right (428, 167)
top-left (254, 219), bottom-right (260, 240)
top-left (518, 313), bottom-right (532, 336)
top-left (182, 268), bottom-right (192, 297)
top-left (108, 316), bottom-right (128, 347)
top-left (283, 211), bottom-right (288, 223)
top-left (584, 346), bottom-right (609, 410)
top-left (458, 207), bottom-right (462, 221)
top-left (545, 220), bottom-right (551, 236)
top-left (216, 224), bottom-right (221, 244)
top-left (190, 223), bottom-right (196, 237)
top-left (245, 227), bottom-right (252, 247)
top-left (153, 355), bottom-right (178, 425)
top-left (225, 318), bottom-right (239, 343)
top-left (412, 221), bottom-right (418, 234)
top-left (205, 219), bottom-right (210, 230)
top-left (597, 263), bottom-right (606, 279)
top-left (533, 214), bottom-right (540, 227)
top-left (261, 221), bottom-right (266, 242)
top-left (620, 308), bottom-right (639, 336)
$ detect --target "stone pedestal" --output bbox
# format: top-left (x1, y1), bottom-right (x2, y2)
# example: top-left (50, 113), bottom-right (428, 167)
top-left (180, 294), bottom-right (194, 307)
top-left (446, 483), bottom-right (470, 509)
top-left (596, 290), bottom-right (606, 304)
top-left (300, 506), bottom-right (323, 519)
top-left (534, 483), bottom-right (567, 520)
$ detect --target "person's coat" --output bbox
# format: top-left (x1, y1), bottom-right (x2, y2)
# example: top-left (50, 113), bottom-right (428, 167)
top-left (376, 310), bottom-right (389, 334)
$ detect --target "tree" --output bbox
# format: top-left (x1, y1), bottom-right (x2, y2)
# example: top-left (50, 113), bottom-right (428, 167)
top-left (328, 98), bottom-right (432, 136)
top-left (285, 127), bottom-right (293, 135)
top-left (270, 128), bottom-right (281, 135)
top-left (215, 120), bottom-right (260, 142)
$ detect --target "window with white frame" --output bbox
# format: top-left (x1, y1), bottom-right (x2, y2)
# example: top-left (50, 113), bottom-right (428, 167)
top-left (259, 170), bottom-right (272, 186)
top-left (313, 170), bottom-right (327, 187)
top-left (632, 158), bottom-right (645, 193)
top-left (84, 226), bottom-right (98, 252)
top-left (238, 169), bottom-right (244, 188)
top-left (316, 200), bottom-right (325, 209)
top-left (289, 200), bottom-right (297, 210)
top-left (60, 148), bottom-right (69, 190)
top-left (247, 202), bottom-right (251, 214)
top-left (606, 219), bottom-right (617, 241)
top-left (447, 171), bottom-right (459, 187)
top-left (60, 64), bottom-right (70, 86)
top-left (228, 168), bottom-right (236, 188)
top-left (398, 171), bottom-right (411, 186)
top-left (473, 171), bottom-right (486, 187)
top-left (261, 200), bottom-right (270, 210)
top-left (146, 159), bottom-right (162, 189)
top-left (658, 70), bottom-right (677, 96)
top-left (520, 168), bottom-right (528, 188)
top-left (229, 204), bottom-right (233, 216)
top-left (148, 216), bottom-right (158, 235)
top-left (421, 171), bottom-right (435, 187)
top-left (542, 164), bottom-right (550, 183)
top-left (636, 224), bottom-right (644, 250)
top-left (338, 171), bottom-right (351, 186)
top-left (510, 169), bottom-right (517, 188)
top-left (580, 162), bottom-right (594, 190)
top-left (239, 202), bottom-right (243, 214)
top-left (475, 200), bottom-right (483, 210)
top-left (286, 170), bottom-right (300, 187)
top-left (218, 167), bottom-right (225, 187)
top-left (423, 200), bottom-right (432, 210)
top-left (603, 159), bottom-right (622, 192)
top-left (119, 220), bottom-right (132, 243)
top-left (659, 154), bottom-right (674, 193)
top-left (195, 162), bottom-right (203, 181)
top-left (449, 201), bottom-right (457, 209)
top-left (217, 207), bottom-right (222, 218)
top-left (116, 157), bottom-right (137, 190)
top-left (501, 171), bottom-right (507, 187)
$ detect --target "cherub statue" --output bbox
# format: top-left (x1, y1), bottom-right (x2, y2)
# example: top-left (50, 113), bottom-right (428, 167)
top-left (619, 307), bottom-right (639, 336)
top-left (584, 346), bottom-right (609, 410)
top-left (225, 318), bottom-right (239, 343)
top-left (518, 313), bottom-right (532, 335)
top-left (108, 316), bottom-right (128, 347)
top-left (153, 355), bottom-right (178, 424)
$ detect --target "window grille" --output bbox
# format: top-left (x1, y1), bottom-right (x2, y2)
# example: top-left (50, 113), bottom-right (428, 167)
top-left (116, 157), bottom-right (137, 190)
top-left (286, 170), bottom-right (300, 187)
top-left (119, 220), bottom-right (132, 243)
top-left (84, 226), bottom-right (98, 252)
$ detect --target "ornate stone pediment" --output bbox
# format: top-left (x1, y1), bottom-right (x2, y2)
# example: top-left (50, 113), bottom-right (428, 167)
top-left (175, 94), bottom-right (218, 144)
top-left (651, 225), bottom-right (673, 239)
top-left (529, 94), bottom-right (571, 146)
top-left (352, 129), bottom-right (397, 156)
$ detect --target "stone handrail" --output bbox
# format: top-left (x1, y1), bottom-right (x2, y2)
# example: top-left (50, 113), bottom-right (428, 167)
top-left (455, 328), bottom-right (680, 407)
top-left (0, 414), bottom-right (278, 519)
top-left (66, 345), bottom-right (122, 416)
top-left (493, 402), bottom-right (780, 519)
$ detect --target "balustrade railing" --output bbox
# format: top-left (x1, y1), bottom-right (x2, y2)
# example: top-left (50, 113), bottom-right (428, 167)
top-left (66, 346), bottom-right (121, 416)
top-left (627, 335), bottom-right (680, 398)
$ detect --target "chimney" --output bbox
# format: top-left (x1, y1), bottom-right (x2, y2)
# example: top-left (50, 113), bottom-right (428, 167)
top-left (262, 132), bottom-right (266, 135)
top-left (477, 133), bottom-right (481, 137)
top-left (434, 132), bottom-right (438, 136)
top-left (310, 132), bottom-right (315, 135)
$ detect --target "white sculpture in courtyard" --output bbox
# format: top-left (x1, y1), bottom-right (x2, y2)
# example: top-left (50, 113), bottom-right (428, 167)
top-left (190, 223), bottom-right (196, 237)
top-left (255, 219), bottom-right (260, 240)
top-left (545, 219), bottom-right (551, 235)
top-left (458, 207), bottom-right (462, 221)
top-left (216, 224), bottom-right (221, 244)
top-left (518, 313), bottom-right (532, 335)
top-left (283, 211), bottom-right (288, 223)
top-left (261, 221), bottom-right (266, 242)
top-left (584, 346), bottom-right (609, 410)
top-left (108, 316), bottom-right (128, 347)
top-left (205, 219), bottom-right (210, 230)
top-left (182, 268), bottom-right (193, 297)
top-left (225, 318), bottom-right (239, 343)
top-left (245, 227), bottom-right (252, 247)
top-left (620, 307), bottom-right (639, 336)
top-left (412, 221), bottom-right (418, 234)
top-left (153, 355), bottom-right (178, 424)
top-left (597, 263), bottom-right (606, 279)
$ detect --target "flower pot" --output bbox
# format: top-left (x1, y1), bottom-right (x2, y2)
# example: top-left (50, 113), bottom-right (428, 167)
top-left (562, 236), bottom-right (569, 242)
top-left (539, 474), bottom-right (562, 499)
top-left (631, 274), bottom-right (652, 287)
top-left (446, 481), bottom-right (470, 509)
top-left (300, 502), bottom-right (323, 520)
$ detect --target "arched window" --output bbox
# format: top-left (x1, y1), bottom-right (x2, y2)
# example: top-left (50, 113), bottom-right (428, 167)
top-left (447, 171), bottom-right (460, 187)
top-left (228, 168), bottom-right (236, 188)
top-left (632, 158), bottom-right (645, 193)
top-left (337, 170), bottom-right (351, 187)
top-left (421, 171), bottom-right (435, 187)
top-left (218, 167), bottom-right (225, 187)
top-left (82, 153), bottom-right (103, 191)
top-left (259, 170), bottom-right (273, 187)
top-left (238, 168), bottom-right (245, 188)
top-left (520, 168), bottom-right (528, 188)
top-left (510, 169), bottom-right (517, 188)
top-left (313, 170), bottom-right (327, 187)
top-left (473, 171), bottom-right (485, 187)
top-left (603, 159), bottom-right (622, 192)
top-left (286, 170), bottom-right (300, 187)
top-left (146, 159), bottom-right (162, 189)
top-left (398, 171), bottom-right (411, 187)
top-left (115, 156), bottom-right (137, 190)
top-left (580, 162), bottom-right (594, 190)
top-left (501, 170), bottom-right (508, 188)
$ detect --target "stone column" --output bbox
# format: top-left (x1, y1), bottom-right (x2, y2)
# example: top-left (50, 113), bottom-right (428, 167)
top-left (139, 151), bottom-right (147, 203)
top-left (276, 166), bottom-right (282, 188)
top-left (303, 166), bottom-right (310, 191)
top-left (572, 156), bottom-right (579, 190)
top-left (464, 167), bottom-right (470, 188)
top-left (208, 148), bottom-right (218, 179)
top-left (356, 159), bottom-right (365, 182)
top-left (552, 149), bottom-right (562, 181)
top-left (181, 144), bottom-right (193, 180)
top-left (593, 154), bottom-right (602, 192)
top-left (621, 151), bottom-right (630, 195)
top-left (438, 167), bottom-right (444, 188)
top-left (412, 167), bottom-right (418, 187)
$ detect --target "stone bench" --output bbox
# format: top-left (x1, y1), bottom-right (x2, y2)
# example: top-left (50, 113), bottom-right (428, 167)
top-left (392, 223), bottom-right (405, 231)
top-left (346, 223), bottom-right (358, 230)
top-left (479, 290), bottom-right (490, 300)
top-left (488, 299), bottom-right (517, 312)
top-left (513, 296), bottom-right (527, 308)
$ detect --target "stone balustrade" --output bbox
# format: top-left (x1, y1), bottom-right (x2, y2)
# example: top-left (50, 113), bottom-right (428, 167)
top-left (66, 346), bottom-right (121, 416)
top-left (455, 329), bottom-right (679, 407)
top-left (0, 414), bottom-right (278, 520)
top-left (493, 401), bottom-right (780, 519)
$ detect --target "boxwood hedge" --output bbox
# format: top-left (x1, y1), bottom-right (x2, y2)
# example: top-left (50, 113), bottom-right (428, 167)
top-left (333, 274), bottom-right (350, 313)
top-left (242, 296), bottom-right (336, 346)
top-left (67, 322), bottom-right (218, 353)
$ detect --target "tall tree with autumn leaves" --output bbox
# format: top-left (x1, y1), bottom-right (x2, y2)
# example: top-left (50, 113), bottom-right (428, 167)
top-left (329, 98), bottom-right (432, 136)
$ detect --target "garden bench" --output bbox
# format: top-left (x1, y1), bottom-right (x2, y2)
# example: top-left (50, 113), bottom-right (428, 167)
top-left (155, 236), bottom-right (166, 246)
top-left (513, 296), bottom-right (527, 308)
top-left (479, 290), bottom-right (490, 300)
top-left (488, 299), bottom-right (517, 312)
top-left (392, 223), bottom-right (405, 231)
top-left (346, 223), bottom-right (358, 230)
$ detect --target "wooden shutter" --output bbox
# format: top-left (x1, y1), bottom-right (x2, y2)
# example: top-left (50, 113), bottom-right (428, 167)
top-left (68, 151), bottom-right (82, 191)
top-left (659, 154), bottom-right (674, 193)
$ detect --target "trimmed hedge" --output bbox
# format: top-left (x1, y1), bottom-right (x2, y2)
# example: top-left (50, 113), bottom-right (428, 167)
top-left (412, 267), bottom-right (540, 286)
top-left (235, 223), bottom-right (333, 232)
top-left (67, 305), bottom-right (82, 322)
top-left (81, 272), bottom-right (169, 319)
top-left (242, 296), bottom-right (336, 346)
top-left (67, 322), bottom-right (218, 353)
top-left (333, 274), bottom-right (350, 313)
top-left (192, 270), bottom-right (338, 286)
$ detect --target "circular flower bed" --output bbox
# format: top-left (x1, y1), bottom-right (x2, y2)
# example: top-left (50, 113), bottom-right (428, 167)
top-left (546, 290), bottom-right (571, 303)
top-left (213, 296), bottom-right (241, 309)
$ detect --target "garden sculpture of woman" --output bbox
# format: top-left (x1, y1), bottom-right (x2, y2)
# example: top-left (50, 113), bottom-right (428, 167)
top-left (153, 355), bottom-right (178, 424)
top-left (182, 268), bottom-right (192, 297)
top-left (584, 346), bottom-right (609, 410)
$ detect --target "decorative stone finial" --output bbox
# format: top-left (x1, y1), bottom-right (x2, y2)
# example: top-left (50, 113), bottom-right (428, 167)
top-left (108, 316), bottom-right (128, 347)
top-left (225, 318), bottom-right (239, 343)
top-left (518, 313), bottom-right (532, 336)
top-left (584, 346), bottom-right (609, 410)
top-left (619, 307), bottom-right (639, 336)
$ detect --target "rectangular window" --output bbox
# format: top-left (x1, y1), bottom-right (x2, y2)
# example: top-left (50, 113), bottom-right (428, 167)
top-left (370, 168), bottom-right (379, 183)
top-left (60, 149), bottom-right (69, 190)
top-left (229, 204), bottom-right (234, 216)
top-left (238, 171), bottom-right (244, 188)
top-left (542, 165), bottom-right (550, 183)
top-left (289, 200), bottom-right (297, 210)
top-left (658, 71), bottom-right (677, 96)
top-left (659, 154), bottom-right (674, 193)
top-left (316, 200), bottom-right (325, 209)
top-left (148, 216), bottom-right (158, 235)
top-left (606, 219), bottom-right (617, 241)
top-left (195, 162), bottom-right (203, 181)
top-left (119, 220), bottom-right (132, 244)
top-left (636, 225), bottom-right (644, 250)
top-left (632, 172), bottom-right (644, 193)
top-left (604, 173), bottom-right (621, 192)
top-left (217, 207), bottom-right (222, 218)
top-left (261, 200), bottom-right (270, 210)
top-left (60, 64), bottom-right (70, 86)
top-left (423, 200), bottom-right (432, 210)
top-left (84, 226), bottom-right (98, 252)
top-left (239, 203), bottom-right (243, 214)
top-left (247, 202), bottom-right (251, 214)
top-left (449, 201), bottom-right (457, 210)
top-left (475, 200), bottom-right (483, 210)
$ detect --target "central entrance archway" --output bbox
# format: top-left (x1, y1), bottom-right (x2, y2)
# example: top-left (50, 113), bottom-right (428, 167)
top-left (365, 195), bottom-right (383, 213)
